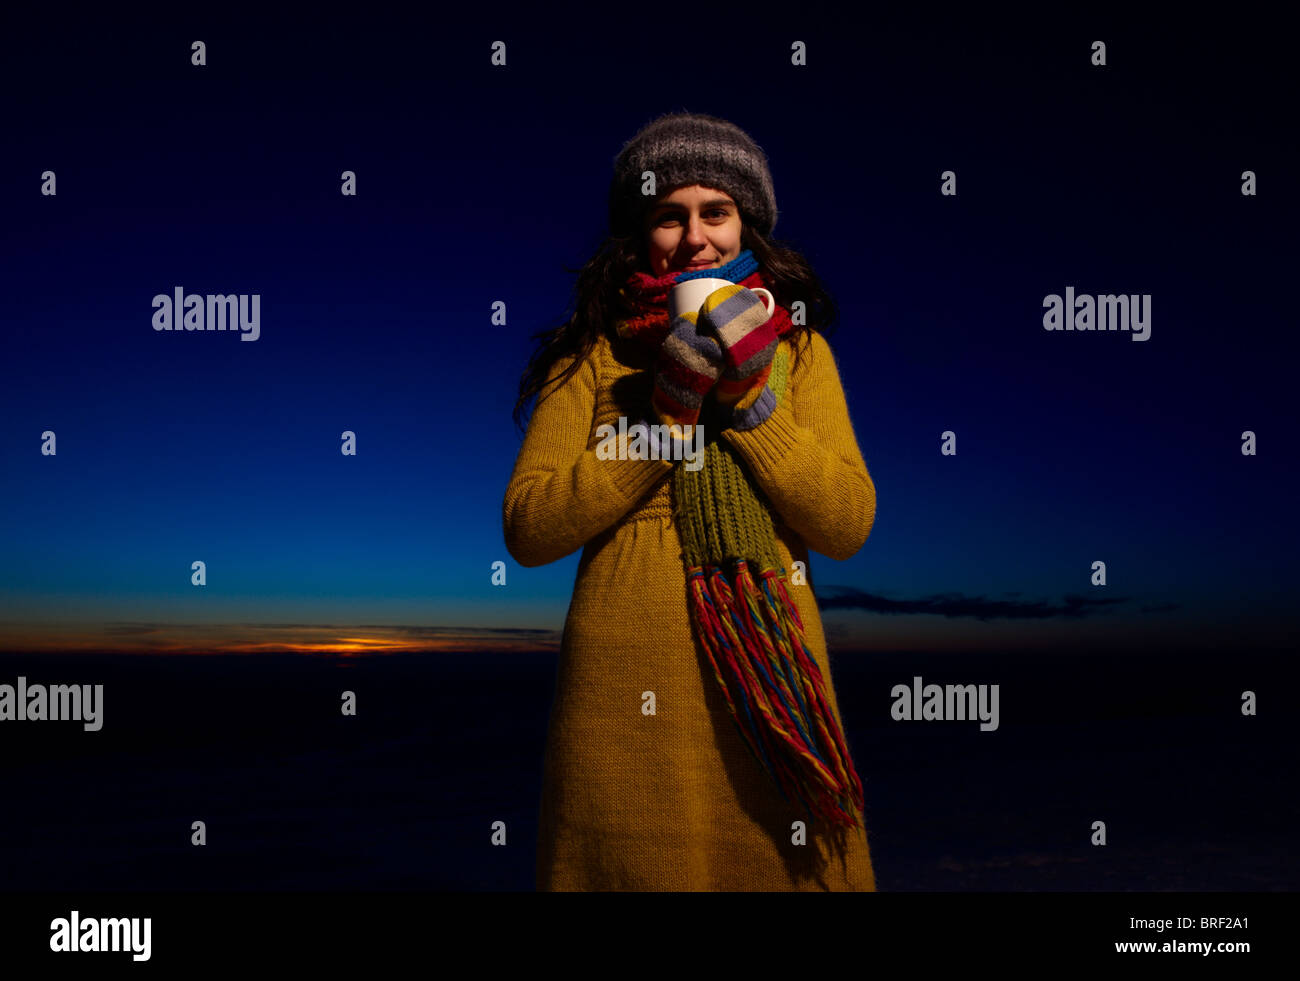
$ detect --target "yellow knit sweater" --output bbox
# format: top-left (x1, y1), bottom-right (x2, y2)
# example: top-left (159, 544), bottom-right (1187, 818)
top-left (503, 326), bottom-right (877, 891)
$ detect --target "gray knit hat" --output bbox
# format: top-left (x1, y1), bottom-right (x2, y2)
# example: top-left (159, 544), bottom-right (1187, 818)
top-left (608, 112), bottom-right (778, 238)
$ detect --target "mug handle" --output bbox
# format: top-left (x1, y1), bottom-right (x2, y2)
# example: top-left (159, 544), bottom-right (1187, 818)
top-left (749, 287), bottom-right (775, 316)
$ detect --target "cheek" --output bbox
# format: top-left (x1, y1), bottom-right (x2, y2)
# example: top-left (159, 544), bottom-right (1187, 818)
top-left (650, 232), bottom-right (684, 262)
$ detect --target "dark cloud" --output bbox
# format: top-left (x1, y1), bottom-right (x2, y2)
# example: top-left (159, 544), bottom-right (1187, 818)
top-left (818, 586), bottom-right (1149, 621)
top-left (95, 622), bottom-right (563, 649)
top-left (354, 625), bottom-right (557, 638)
top-left (103, 623), bottom-right (164, 635)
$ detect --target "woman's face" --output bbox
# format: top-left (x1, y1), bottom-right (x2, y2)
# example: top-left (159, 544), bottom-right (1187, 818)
top-left (644, 184), bottom-right (743, 276)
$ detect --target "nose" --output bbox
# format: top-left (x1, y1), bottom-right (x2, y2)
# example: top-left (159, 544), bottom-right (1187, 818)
top-left (684, 215), bottom-right (709, 245)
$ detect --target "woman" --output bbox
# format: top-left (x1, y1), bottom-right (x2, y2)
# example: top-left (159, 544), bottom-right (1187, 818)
top-left (504, 112), bottom-right (878, 891)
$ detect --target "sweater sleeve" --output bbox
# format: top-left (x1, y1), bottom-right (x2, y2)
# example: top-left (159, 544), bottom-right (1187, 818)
top-left (503, 345), bottom-right (674, 568)
top-left (719, 330), bottom-right (876, 561)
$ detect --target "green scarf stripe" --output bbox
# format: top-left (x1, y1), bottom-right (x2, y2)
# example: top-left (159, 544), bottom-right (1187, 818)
top-left (768, 341), bottom-right (789, 405)
top-left (674, 348), bottom-right (789, 570)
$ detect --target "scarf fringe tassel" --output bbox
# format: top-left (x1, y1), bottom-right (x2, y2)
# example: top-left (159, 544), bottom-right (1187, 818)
top-left (687, 559), bottom-right (865, 830)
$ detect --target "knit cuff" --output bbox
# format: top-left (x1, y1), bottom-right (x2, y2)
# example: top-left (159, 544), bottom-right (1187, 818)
top-left (598, 415), bottom-right (687, 500)
top-left (643, 414), bottom-right (710, 465)
top-left (729, 383), bottom-right (778, 431)
top-left (720, 393), bottom-right (801, 468)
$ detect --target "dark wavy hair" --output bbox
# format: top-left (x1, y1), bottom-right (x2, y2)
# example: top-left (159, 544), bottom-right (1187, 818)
top-left (511, 216), bottom-right (839, 434)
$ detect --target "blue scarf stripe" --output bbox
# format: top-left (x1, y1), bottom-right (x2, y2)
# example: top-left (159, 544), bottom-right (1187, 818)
top-left (674, 249), bottom-right (758, 284)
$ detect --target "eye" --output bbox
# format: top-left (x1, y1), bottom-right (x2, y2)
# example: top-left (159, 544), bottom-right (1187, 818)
top-left (657, 209), bottom-right (729, 225)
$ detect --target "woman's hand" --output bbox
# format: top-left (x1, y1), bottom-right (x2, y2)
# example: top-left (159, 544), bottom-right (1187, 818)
top-left (697, 284), bottom-right (778, 424)
top-left (650, 310), bottom-right (724, 431)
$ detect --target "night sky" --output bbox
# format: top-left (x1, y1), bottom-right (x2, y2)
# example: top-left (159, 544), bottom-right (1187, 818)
top-left (2, 14), bottom-right (1295, 657)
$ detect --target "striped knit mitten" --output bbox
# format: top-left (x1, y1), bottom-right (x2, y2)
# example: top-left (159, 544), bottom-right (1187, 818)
top-left (650, 309), bottom-right (724, 433)
top-left (697, 284), bottom-right (779, 430)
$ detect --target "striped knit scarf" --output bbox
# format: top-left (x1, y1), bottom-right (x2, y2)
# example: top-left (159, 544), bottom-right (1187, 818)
top-left (615, 250), bottom-right (866, 832)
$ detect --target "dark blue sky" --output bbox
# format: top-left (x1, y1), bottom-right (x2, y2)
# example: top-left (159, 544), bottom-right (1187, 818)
top-left (2, 13), bottom-right (1295, 654)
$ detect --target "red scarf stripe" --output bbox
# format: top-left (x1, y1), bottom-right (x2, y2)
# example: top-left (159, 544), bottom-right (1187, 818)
top-left (616, 269), bottom-right (796, 353)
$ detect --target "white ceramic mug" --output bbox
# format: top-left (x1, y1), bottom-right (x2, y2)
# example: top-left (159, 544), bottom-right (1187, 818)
top-left (668, 277), bottom-right (775, 321)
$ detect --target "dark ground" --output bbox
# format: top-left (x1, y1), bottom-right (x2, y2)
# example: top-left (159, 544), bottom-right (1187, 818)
top-left (0, 646), bottom-right (1294, 891)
